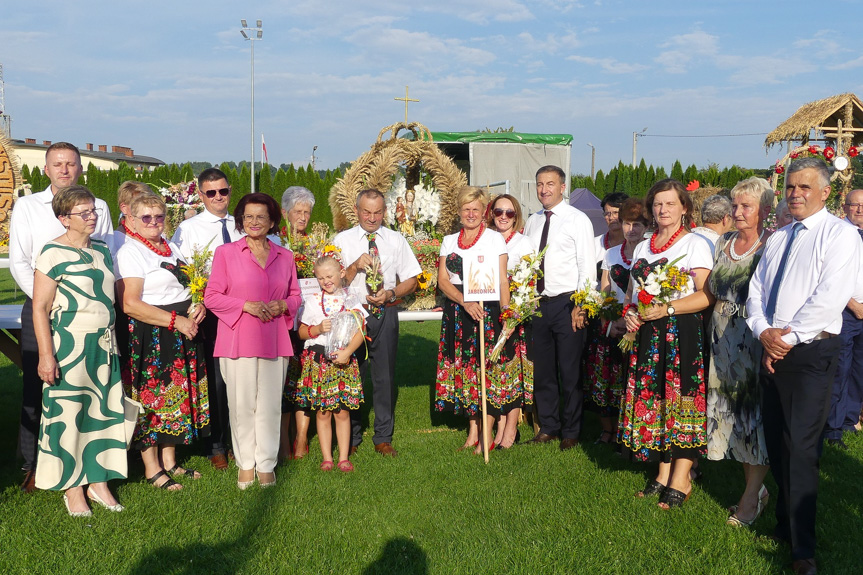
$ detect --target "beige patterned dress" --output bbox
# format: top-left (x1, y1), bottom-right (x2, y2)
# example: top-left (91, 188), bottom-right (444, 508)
top-left (34, 240), bottom-right (128, 490)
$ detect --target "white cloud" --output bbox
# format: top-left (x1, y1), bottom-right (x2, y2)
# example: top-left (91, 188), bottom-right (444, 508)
top-left (828, 55), bottom-right (863, 70)
top-left (567, 55), bottom-right (647, 74)
top-left (655, 29), bottom-right (719, 74)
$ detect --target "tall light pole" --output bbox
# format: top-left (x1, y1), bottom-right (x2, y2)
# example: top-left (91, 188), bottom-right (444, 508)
top-left (311, 145), bottom-right (317, 172)
top-left (586, 142), bottom-right (596, 182)
top-left (632, 127), bottom-right (647, 168)
top-left (240, 19), bottom-right (262, 193)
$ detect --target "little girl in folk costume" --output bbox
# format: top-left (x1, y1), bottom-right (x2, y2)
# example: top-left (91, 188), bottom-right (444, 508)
top-left (297, 248), bottom-right (367, 472)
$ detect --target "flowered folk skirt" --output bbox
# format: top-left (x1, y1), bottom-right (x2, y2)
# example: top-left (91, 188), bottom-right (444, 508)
top-left (617, 313), bottom-right (707, 463)
top-left (583, 318), bottom-right (625, 417)
top-left (296, 345), bottom-right (363, 412)
top-left (434, 293), bottom-right (504, 417)
top-left (496, 322), bottom-right (534, 412)
top-left (123, 300), bottom-right (210, 449)
top-left (282, 329), bottom-right (305, 412)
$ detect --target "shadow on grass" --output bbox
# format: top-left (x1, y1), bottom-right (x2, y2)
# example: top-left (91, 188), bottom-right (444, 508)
top-left (126, 486), bottom-right (280, 575)
top-left (362, 537), bottom-right (428, 575)
top-left (0, 362), bottom-right (23, 493)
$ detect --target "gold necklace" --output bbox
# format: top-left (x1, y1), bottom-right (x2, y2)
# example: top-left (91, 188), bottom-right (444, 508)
top-left (65, 232), bottom-right (97, 270)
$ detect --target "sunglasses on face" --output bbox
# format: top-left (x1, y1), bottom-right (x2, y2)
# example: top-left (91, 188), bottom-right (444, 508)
top-left (134, 214), bottom-right (166, 225)
top-left (493, 208), bottom-right (516, 218)
top-left (204, 187), bottom-right (230, 198)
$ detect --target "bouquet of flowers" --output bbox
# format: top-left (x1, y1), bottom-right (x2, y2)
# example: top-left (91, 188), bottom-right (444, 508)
top-left (158, 180), bottom-right (202, 238)
top-left (570, 281), bottom-right (606, 319)
top-left (280, 221), bottom-right (332, 279)
top-left (618, 255), bottom-right (694, 352)
top-left (364, 254), bottom-right (383, 294)
top-left (180, 239), bottom-right (214, 315)
top-left (488, 247), bottom-right (547, 362)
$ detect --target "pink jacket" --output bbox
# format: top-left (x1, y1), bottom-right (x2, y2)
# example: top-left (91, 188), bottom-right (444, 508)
top-left (204, 237), bottom-right (302, 359)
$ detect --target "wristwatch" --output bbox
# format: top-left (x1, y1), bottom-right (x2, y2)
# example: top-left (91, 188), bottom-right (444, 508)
top-left (388, 290), bottom-right (397, 303)
top-left (667, 305), bottom-right (676, 316)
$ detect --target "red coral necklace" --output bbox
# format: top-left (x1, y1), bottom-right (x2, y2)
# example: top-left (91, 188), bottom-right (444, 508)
top-left (649, 225), bottom-right (684, 254)
top-left (620, 240), bottom-right (631, 265)
top-left (124, 221), bottom-right (172, 257)
top-left (320, 291), bottom-right (346, 317)
top-left (458, 223), bottom-right (485, 250)
top-left (504, 229), bottom-right (516, 244)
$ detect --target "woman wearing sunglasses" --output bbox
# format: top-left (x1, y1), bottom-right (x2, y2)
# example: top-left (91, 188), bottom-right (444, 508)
top-left (485, 194), bottom-right (535, 449)
top-left (115, 194), bottom-right (210, 491)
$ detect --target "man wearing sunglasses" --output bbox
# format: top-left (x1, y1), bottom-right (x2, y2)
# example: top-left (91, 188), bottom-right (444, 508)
top-left (9, 142), bottom-right (114, 493)
top-left (173, 167), bottom-right (244, 471)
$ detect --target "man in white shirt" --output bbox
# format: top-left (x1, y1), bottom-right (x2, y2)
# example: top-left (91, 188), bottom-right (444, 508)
top-left (522, 165), bottom-right (595, 450)
top-left (823, 188), bottom-right (863, 449)
top-left (9, 142), bottom-right (113, 492)
top-left (334, 189), bottom-right (421, 457)
top-left (172, 168), bottom-right (244, 470)
top-left (746, 158), bottom-right (860, 575)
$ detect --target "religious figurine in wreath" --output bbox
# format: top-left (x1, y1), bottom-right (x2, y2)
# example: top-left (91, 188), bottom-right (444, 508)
top-left (396, 191), bottom-right (418, 237)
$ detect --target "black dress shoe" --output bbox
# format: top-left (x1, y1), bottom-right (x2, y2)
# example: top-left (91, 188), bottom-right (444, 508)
top-left (791, 558), bottom-right (817, 575)
top-left (826, 438), bottom-right (848, 450)
top-left (560, 438), bottom-right (579, 451)
top-left (528, 432), bottom-right (559, 444)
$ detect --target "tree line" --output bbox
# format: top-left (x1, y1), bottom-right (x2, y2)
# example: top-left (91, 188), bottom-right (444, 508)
top-left (20, 162), bottom-right (342, 228)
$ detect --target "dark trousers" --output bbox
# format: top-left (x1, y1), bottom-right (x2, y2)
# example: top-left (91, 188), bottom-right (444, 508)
top-left (351, 305), bottom-right (398, 446)
top-left (825, 308), bottom-right (863, 439)
top-left (201, 313), bottom-right (230, 456)
top-left (17, 298), bottom-right (41, 471)
top-left (532, 294), bottom-right (586, 440)
top-left (761, 337), bottom-right (841, 561)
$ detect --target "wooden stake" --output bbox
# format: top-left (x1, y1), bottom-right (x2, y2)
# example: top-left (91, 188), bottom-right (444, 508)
top-left (479, 302), bottom-right (489, 463)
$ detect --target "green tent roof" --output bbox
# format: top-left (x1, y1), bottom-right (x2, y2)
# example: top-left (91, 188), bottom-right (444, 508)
top-left (426, 132), bottom-right (573, 146)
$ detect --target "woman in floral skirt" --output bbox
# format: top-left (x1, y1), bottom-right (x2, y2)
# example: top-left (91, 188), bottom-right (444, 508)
top-left (116, 193), bottom-right (209, 491)
top-left (435, 186), bottom-right (509, 453)
top-left (585, 197), bottom-right (647, 445)
top-left (619, 179), bottom-right (714, 509)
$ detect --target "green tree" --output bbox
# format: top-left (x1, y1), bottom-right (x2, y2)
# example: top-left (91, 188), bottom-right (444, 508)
top-left (670, 160), bottom-right (684, 182)
top-left (258, 164), bottom-right (274, 197)
top-left (683, 164), bottom-right (699, 186)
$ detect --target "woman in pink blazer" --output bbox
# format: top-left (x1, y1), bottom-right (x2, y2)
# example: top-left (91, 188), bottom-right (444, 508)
top-left (204, 193), bottom-right (302, 490)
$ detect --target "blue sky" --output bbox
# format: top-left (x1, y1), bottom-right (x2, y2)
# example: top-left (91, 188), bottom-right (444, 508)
top-left (2, 1), bottom-right (862, 176)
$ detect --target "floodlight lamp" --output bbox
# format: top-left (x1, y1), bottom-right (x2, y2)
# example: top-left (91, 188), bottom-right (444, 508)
top-left (240, 30), bottom-right (248, 39)
top-left (256, 20), bottom-right (262, 28)
top-left (257, 30), bottom-right (263, 39)
top-left (241, 19), bottom-right (247, 27)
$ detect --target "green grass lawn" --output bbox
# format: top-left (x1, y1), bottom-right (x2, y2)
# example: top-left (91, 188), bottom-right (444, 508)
top-left (0, 318), bottom-right (861, 574)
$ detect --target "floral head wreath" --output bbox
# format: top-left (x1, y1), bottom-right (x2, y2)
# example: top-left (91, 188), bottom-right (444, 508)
top-left (317, 244), bottom-right (345, 269)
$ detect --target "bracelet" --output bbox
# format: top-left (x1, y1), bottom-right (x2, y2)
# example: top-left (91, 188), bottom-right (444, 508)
top-left (168, 310), bottom-right (177, 331)
top-left (622, 304), bottom-right (637, 317)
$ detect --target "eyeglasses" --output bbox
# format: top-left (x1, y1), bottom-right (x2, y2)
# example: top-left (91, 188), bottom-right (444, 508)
top-left (492, 208), bottom-right (516, 218)
top-left (603, 210), bottom-right (619, 218)
top-left (845, 203), bottom-right (863, 210)
top-left (66, 208), bottom-right (103, 220)
top-left (204, 187), bottom-right (230, 198)
top-left (132, 214), bottom-right (166, 225)
top-left (243, 214), bottom-right (270, 223)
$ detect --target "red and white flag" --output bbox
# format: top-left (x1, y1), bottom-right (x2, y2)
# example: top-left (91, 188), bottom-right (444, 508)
top-left (261, 134), bottom-right (269, 165)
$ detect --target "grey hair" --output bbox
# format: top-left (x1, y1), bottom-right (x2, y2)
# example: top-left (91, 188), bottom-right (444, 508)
top-left (730, 177), bottom-right (774, 210)
top-left (280, 186), bottom-right (315, 212)
top-left (700, 194), bottom-right (732, 224)
top-left (787, 157), bottom-right (832, 189)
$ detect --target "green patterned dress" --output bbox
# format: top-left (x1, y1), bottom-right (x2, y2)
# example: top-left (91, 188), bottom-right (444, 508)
top-left (705, 232), bottom-right (768, 465)
top-left (34, 240), bottom-right (128, 491)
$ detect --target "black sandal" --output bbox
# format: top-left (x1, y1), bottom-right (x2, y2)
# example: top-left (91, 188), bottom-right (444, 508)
top-left (658, 486), bottom-right (690, 509)
top-left (637, 479), bottom-right (666, 498)
top-left (147, 470), bottom-right (181, 490)
top-left (594, 430), bottom-right (614, 445)
top-left (167, 464), bottom-right (201, 479)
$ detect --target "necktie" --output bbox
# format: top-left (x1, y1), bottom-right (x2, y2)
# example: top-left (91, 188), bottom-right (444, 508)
top-left (765, 221), bottom-right (803, 324)
top-left (220, 218), bottom-right (232, 245)
top-left (858, 228), bottom-right (863, 242)
top-left (537, 210), bottom-right (552, 295)
top-left (367, 232), bottom-right (383, 318)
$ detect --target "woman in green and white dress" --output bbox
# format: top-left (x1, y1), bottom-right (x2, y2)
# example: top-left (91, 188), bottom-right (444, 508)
top-left (33, 186), bottom-right (127, 517)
